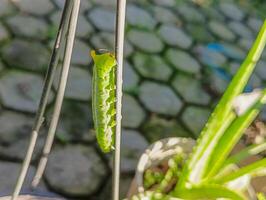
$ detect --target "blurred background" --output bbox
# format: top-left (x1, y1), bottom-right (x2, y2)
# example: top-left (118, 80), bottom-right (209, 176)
top-left (0, 0), bottom-right (265, 199)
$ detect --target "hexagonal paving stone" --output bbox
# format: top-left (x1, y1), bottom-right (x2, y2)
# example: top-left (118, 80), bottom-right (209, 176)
top-left (158, 25), bottom-right (192, 49)
top-left (91, 31), bottom-right (132, 56)
top-left (124, 39), bottom-right (134, 57)
top-left (248, 74), bottom-right (263, 90)
top-left (110, 129), bottom-right (148, 173)
top-left (87, 7), bottom-right (115, 32)
top-left (52, 0), bottom-right (66, 9)
top-left (151, 0), bottom-right (176, 7)
top-left (142, 115), bottom-right (191, 143)
top-left (99, 175), bottom-right (133, 200)
top-left (126, 4), bottom-right (156, 30)
top-left (45, 145), bottom-right (107, 196)
top-left (123, 61), bottom-right (139, 92)
top-left (91, 32), bottom-right (133, 57)
top-left (228, 62), bottom-right (240, 75)
top-left (0, 162), bottom-right (47, 195)
top-left (0, 71), bottom-right (53, 113)
top-left (0, 111), bottom-right (33, 145)
top-left (72, 39), bottom-right (91, 65)
top-left (255, 61), bottom-right (266, 81)
top-left (80, 0), bottom-right (93, 13)
top-left (209, 72), bottom-right (229, 94)
top-left (120, 175), bottom-right (137, 199)
top-left (187, 24), bottom-right (214, 43)
top-left (247, 17), bottom-right (263, 33)
top-left (51, 11), bottom-right (94, 38)
top-left (208, 20), bottom-right (236, 41)
top-left (176, 4), bottom-right (205, 23)
top-left (0, 23), bottom-right (9, 41)
top-left (219, 43), bottom-right (246, 61)
top-left (219, 2), bottom-right (245, 21)
top-left (76, 15), bottom-right (94, 38)
top-left (262, 46), bottom-right (266, 60)
top-left (0, 136), bottom-right (45, 161)
top-left (182, 106), bottom-right (211, 136)
top-left (49, 100), bottom-right (94, 143)
top-left (200, 6), bottom-right (225, 21)
top-left (128, 30), bottom-right (164, 53)
top-left (53, 66), bottom-right (91, 101)
top-left (54, 0), bottom-right (92, 13)
top-left (228, 21), bottom-right (253, 39)
top-left (139, 81), bottom-right (182, 116)
top-left (6, 15), bottom-right (49, 40)
top-left (127, 0), bottom-right (145, 3)
top-left (0, 61), bottom-right (4, 72)
top-left (91, 32), bottom-right (114, 48)
top-left (165, 49), bottom-right (201, 74)
top-left (16, 0), bottom-right (54, 15)
top-left (91, 32), bottom-right (117, 54)
top-left (122, 94), bottom-right (146, 128)
top-left (151, 6), bottom-right (181, 24)
top-left (2, 40), bottom-right (50, 71)
top-left (0, 0), bottom-right (16, 16)
top-left (259, 106), bottom-right (266, 122)
top-left (193, 45), bottom-right (227, 68)
top-left (91, 0), bottom-right (116, 8)
top-left (172, 74), bottom-right (210, 105)
top-left (238, 38), bottom-right (252, 51)
top-left (133, 52), bottom-right (172, 81)
top-left (50, 11), bottom-right (64, 29)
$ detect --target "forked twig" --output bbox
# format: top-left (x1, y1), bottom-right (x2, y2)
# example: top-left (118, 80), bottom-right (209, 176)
top-left (32, 0), bottom-right (81, 188)
top-left (11, 1), bottom-right (73, 200)
top-left (13, 1), bottom-right (125, 199)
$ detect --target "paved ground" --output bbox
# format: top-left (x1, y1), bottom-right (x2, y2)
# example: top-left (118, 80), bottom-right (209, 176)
top-left (0, 0), bottom-right (265, 199)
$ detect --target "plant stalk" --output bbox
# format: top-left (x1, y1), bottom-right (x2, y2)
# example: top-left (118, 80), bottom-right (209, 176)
top-left (113, 0), bottom-right (127, 200)
top-left (10, 1), bottom-right (73, 200)
top-left (32, 0), bottom-right (80, 188)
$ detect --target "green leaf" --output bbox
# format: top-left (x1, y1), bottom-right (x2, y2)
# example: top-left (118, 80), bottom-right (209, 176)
top-left (126, 191), bottom-right (182, 200)
top-left (177, 20), bottom-right (266, 188)
top-left (177, 184), bottom-right (246, 200)
top-left (257, 193), bottom-right (266, 200)
top-left (224, 141), bottom-right (266, 167)
top-left (251, 167), bottom-right (266, 177)
top-left (214, 158), bottom-right (266, 184)
top-left (205, 89), bottom-right (266, 179)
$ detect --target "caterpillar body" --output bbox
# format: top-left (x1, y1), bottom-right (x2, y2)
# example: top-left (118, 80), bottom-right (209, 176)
top-left (91, 50), bottom-right (117, 153)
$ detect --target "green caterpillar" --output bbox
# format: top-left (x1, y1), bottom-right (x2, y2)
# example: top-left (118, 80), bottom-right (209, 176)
top-left (91, 50), bottom-right (117, 153)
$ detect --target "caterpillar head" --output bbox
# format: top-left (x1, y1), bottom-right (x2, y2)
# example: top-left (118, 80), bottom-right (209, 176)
top-left (90, 50), bottom-right (116, 71)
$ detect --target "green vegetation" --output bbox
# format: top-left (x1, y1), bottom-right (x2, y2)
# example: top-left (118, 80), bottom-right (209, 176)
top-left (127, 20), bottom-right (266, 200)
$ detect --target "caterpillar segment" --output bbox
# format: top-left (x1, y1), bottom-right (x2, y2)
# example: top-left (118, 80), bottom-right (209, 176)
top-left (91, 50), bottom-right (117, 153)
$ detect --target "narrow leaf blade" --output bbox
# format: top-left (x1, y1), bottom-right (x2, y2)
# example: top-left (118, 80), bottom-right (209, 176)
top-left (177, 184), bottom-right (246, 200)
top-left (224, 141), bottom-right (266, 167)
top-left (205, 90), bottom-right (266, 178)
top-left (214, 158), bottom-right (266, 184)
top-left (177, 20), bottom-right (266, 187)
